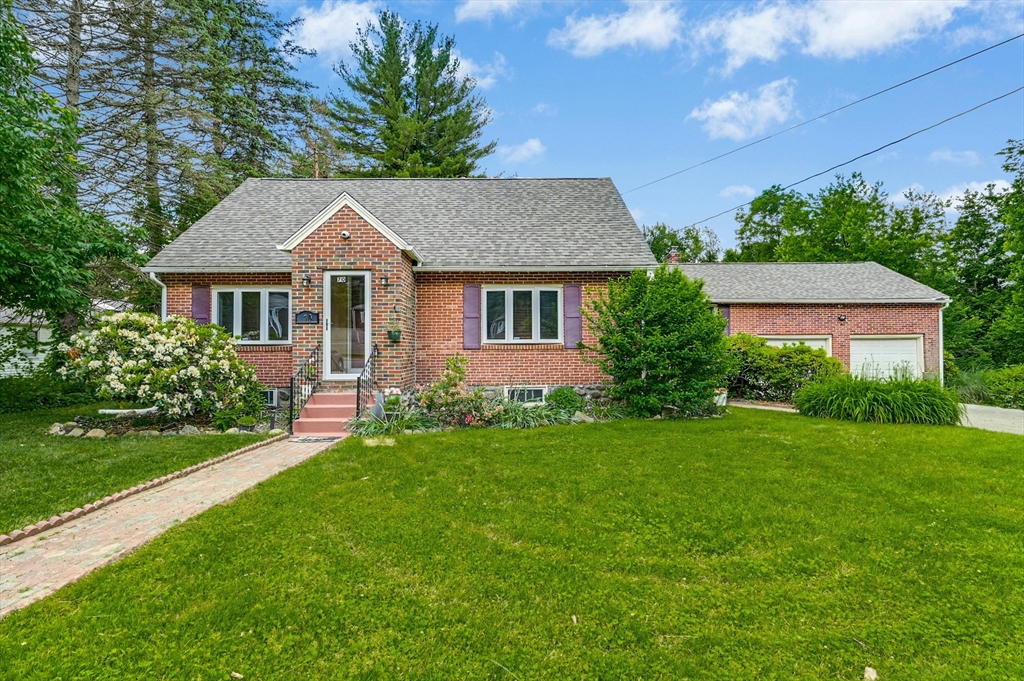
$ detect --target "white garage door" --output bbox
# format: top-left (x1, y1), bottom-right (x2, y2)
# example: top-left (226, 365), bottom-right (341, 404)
top-left (850, 337), bottom-right (921, 379)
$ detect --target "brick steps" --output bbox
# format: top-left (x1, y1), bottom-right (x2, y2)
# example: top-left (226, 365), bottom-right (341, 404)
top-left (292, 392), bottom-right (357, 436)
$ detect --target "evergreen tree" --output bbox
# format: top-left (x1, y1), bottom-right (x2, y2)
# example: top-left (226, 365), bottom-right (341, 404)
top-left (328, 10), bottom-right (496, 177)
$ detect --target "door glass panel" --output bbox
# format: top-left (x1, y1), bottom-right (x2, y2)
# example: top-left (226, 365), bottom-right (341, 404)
top-left (539, 290), bottom-right (559, 340)
top-left (330, 274), bottom-right (367, 374)
top-left (267, 291), bottom-right (289, 341)
top-left (486, 290), bottom-right (506, 340)
top-left (241, 292), bottom-right (261, 340)
top-left (512, 290), bottom-right (533, 340)
top-left (217, 291), bottom-right (235, 335)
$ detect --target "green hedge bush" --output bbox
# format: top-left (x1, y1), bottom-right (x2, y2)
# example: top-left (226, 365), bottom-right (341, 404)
top-left (0, 373), bottom-right (94, 414)
top-left (725, 333), bottom-right (845, 403)
top-left (544, 386), bottom-right (585, 414)
top-left (982, 365), bottom-right (1024, 409)
top-left (795, 375), bottom-right (961, 425)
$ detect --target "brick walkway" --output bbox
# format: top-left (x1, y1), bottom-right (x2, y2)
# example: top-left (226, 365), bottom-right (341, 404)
top-left (0, 437), bottom-right (340, 617)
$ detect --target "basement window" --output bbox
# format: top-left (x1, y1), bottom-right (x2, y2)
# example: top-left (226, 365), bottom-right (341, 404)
top-left (505, 386), bottom-right (547, 405)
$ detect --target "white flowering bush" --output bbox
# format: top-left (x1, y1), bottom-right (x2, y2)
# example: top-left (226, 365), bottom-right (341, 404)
top-left (59, 312), bottom-right (265, 419)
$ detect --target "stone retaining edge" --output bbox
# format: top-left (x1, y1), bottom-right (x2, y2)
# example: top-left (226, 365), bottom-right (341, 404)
top-left (0, 433), bottom-right (291, 548)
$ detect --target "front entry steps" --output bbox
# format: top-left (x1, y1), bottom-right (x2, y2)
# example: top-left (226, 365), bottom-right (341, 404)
top-left (292, 392), bottom-right (357, 437)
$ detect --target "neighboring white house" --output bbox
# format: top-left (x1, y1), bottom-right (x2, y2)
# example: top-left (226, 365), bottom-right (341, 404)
top-left (0, 301), bottom-right (132, 377)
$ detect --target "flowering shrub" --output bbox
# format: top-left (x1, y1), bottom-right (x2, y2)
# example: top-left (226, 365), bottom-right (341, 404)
top-left (59, 312), bottom-right (265, 419)
top-left (416, 355), bottom-right (492, 427)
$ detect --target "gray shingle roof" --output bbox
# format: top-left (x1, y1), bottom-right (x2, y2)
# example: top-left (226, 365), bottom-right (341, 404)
top-left (143, 178), bottom-right (656, 272)
top-left (675, 262), bottom-right (949, 303)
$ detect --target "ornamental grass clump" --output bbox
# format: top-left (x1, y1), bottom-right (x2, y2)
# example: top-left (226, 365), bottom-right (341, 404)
top-left (795, 374), bottom-right (962, 426)
top-left (59, 312), bottom-right (265, 419)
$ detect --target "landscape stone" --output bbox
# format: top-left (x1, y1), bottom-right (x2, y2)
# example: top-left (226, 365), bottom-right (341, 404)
top-left (63, 422), bottom-right (77, 429)
top-left (179, 424), bottom-right (201, 436)
top-left (139, 430), bottom-right (161, 437)
top-left (162, 430), bottom-right (177, 436)
top-left (66, 428), bottom-right (85, 437)
top-left (48, 423), bottom-right (65, 435)
top-left (268, 428), bottom-right (285, 436)
top-left (573, 411), bottom-right (595, 424)
top-left (224, 427), bottom-right (240, 434)
top-left (83, 429), bottom-right (106, 439)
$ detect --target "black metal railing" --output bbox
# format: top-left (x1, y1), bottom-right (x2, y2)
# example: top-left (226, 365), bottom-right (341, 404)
top-left (355, 343), bottom-right (379, 418)
top-left (288, 342), bottom-right (322, 433)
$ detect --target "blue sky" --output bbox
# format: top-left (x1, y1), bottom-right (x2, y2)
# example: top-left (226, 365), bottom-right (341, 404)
top-left (274, 0), bottom-right (1024, 248)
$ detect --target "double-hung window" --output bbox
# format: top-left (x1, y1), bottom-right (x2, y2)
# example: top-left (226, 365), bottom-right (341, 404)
top-left (213, 288), bottom-right (291, 343)
top-left (483, 287), bottom-right (561, 343)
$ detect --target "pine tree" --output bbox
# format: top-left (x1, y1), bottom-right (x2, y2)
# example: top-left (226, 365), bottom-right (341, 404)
top-left (328, 10), bottom-right (496, 177)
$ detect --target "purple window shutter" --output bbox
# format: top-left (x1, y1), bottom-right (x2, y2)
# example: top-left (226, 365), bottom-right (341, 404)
top-left (564, 284), bottom-right (582, 349)
top-left (719, 305), bottom-right (731, 336)
top-left (463, 284), bottom-right (481, 349)
top-left (191, 285), bottom-right (211, 325)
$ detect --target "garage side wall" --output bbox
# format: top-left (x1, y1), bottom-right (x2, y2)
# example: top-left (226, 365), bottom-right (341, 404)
top-left (727, 303), bottom-right (942, 376)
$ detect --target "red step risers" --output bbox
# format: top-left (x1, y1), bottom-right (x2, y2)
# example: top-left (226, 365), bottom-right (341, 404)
top-left (292, 392), bottom-right (358, 436)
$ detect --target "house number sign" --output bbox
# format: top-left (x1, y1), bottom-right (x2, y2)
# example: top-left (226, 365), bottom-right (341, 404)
top-left (295, 311), bottom-right (320, 324)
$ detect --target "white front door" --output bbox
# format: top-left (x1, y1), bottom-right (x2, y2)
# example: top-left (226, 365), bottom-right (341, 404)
top-left (324, 271), bottom-right (370, 379)
top-left (850, 337), bottom-right (922, 379)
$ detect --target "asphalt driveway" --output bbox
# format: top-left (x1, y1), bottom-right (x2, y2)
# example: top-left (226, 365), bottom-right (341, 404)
top-left (963, 404), bottom-right (1024, 436)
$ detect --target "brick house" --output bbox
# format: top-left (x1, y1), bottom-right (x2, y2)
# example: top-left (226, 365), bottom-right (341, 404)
top-left (142, 178), bottom-right (948, 431)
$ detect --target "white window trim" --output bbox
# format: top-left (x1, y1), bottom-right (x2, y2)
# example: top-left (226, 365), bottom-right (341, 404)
top-left (482, 286), bottom-right (563, 344)
top-left (504, 385), bottom-right (548, 405)
top-left (323, 270), bottom-right (372, 380)
top-left (761, 335), bottom-right (832, 356)
top-left (211, 287), bottom-right (292, 345)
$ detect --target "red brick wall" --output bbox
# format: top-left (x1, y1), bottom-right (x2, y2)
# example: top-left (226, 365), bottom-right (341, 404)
top-left (728, 303), bottom-right (943, 374)
top-left (290, 205), bottom-right (416, 390)
top-left (161, 273), bottom-right (293, 387)
top-left (415, 272), bottom-right (628, 386)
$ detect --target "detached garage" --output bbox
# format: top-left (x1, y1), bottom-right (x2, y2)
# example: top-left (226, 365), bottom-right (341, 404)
top-left (672, 261), bottom-right (950, 380)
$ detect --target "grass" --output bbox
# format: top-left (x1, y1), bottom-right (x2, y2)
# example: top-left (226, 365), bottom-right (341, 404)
top-left (0, 404), bottom-right (270, 535)
top-left (2, 409), bottom-right (1023, 679)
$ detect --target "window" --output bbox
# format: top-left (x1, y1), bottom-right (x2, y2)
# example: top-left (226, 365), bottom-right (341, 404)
top-left (484, 287), bottom-right (561, 343)
top-left (505, 386), bottom-right (546, 404)
top-left (762, 336), bottom-right (831, 354)
top-left (213, 288), bottom-right (290, 343)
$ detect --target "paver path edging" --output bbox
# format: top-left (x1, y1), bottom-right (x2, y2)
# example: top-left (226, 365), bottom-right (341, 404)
top-left (0, 433), bottom-right (290, 548)
top-left (0, 436), bottom-right (340, 617)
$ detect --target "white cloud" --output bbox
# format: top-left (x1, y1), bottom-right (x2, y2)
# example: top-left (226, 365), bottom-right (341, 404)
top-left (294, 0), bottom-right (378, 62)
top-left (548, 0), bottom-right (683, 57)
top-left (498, 138), bottom-right (547, 163)
top-left (455, 0), bottom-right (527, 23)
top-left (456, 51), bottom-right (510, 90)
top-left (941, 179), bottom-right (1012, 203)
top-left (532, 102), bottom-right (557, 115)
top-left (688, 78), bottom-right (796, 141)
top-left (929, 149), bottom-right (980, 165)
top-left (719, 184), bottom-right (757, 199)
top-left (698, 0), bottom-right (971, 73)
top-left (629, 207), bottom-right (646, 222)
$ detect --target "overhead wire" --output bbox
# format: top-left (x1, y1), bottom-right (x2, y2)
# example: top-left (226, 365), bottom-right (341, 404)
top-left (623, 32), bottom-right (1024, 194)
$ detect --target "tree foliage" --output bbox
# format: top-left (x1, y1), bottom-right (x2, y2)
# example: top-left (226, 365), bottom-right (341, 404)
top-left (642, 222), bottom-right (721, 263)
top-left (0, 1), bottom-right (129, 330)
top-left (583, 266), bottom-right (728, 417)
top-left (328, 10), bottom-right (496, 178)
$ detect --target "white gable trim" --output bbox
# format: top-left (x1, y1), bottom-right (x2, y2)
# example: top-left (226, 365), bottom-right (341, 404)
top-left (276, 192), bottom-right (423, 261)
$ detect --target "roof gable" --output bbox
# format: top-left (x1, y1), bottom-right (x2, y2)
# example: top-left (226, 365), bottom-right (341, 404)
top-left (277, 192), bottom-right (423, 262)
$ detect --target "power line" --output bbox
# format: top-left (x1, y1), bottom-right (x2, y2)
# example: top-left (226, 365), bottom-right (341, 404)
top-left (684, 85), bottom-right (1024, 228)
top-left (624, 32), bottom-right (1024, 195)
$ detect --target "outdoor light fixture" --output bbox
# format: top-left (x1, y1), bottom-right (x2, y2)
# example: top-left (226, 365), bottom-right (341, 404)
top-left (381, 274), bottom-right (390, 286)
top-left (302, 274), bottom-right (312, 288)
top-left (838, 315), bottom-right (847, 321)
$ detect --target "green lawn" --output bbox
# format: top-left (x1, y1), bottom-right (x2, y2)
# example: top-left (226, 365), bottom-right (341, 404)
top-left (2, 410), bottom-right (1022, 679)
top-left (0, 404), bottom-right (269, 535)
